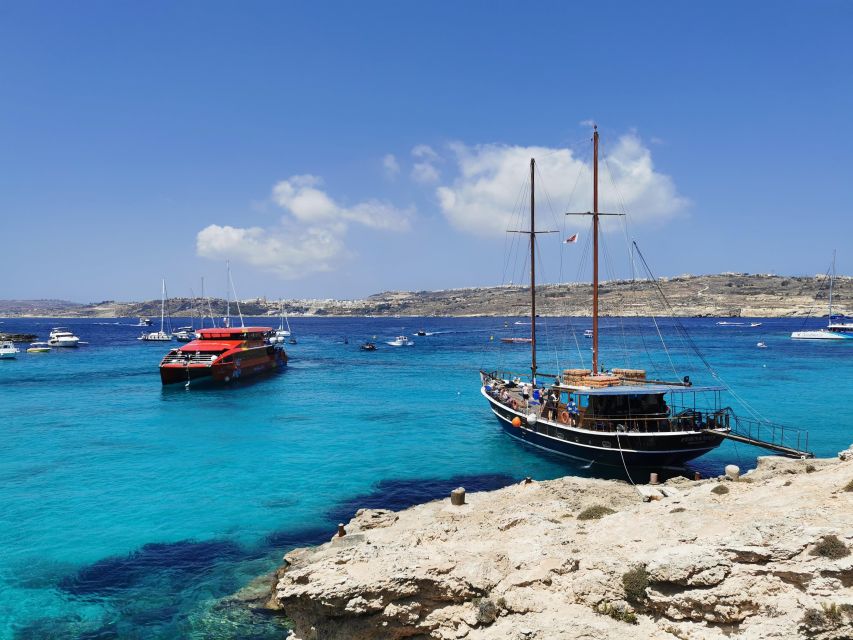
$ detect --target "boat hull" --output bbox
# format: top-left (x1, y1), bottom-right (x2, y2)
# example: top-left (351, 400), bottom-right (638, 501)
top-left (160, 347), bottom-right (287, 385)
top-left (484, 392), bottom-right (723, 468)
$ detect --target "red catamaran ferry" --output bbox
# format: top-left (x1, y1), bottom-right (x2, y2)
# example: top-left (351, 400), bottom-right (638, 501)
top-left (159, 326), bottom-right (287, 385)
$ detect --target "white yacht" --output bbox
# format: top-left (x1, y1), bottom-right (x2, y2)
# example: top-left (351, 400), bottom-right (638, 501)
top-left (27, 342), bottom-right (51, 353)
top-left (139, 279), bottom-right (173, 342)
top-left (386, 335), bottom-right (414, 347)
top-left (0, 341), bottom-right (20, 358)
top-left (791, 252), bottom-right (852, 340)
top-left (48, 328), bottom-right (80, 348)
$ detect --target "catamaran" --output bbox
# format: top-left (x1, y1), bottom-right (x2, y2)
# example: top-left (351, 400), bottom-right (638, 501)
top-left (791, 252), bottom-right (852, 340)
top-left (159, 267), bottom-right (286, 385)
top-left (479, 127), bottom-right (811, 469)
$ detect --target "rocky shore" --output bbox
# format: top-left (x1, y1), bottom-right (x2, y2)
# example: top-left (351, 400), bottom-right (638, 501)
top-left (256, 448), bottom-right (853, 639)
top-left (1, 273), bottom-right (849, 318)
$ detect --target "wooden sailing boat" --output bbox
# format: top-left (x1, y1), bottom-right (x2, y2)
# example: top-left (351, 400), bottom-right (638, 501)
top-left (479, 128), bottom-right (810, 468)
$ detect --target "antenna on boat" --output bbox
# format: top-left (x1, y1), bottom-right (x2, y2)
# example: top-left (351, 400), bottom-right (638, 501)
top-left (227, 261), bottom-right (245, 328)
top-left (566, 125), bottom-right (624, 375)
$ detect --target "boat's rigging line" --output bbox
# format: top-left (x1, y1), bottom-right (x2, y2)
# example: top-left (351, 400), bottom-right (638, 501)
top-left (793, 258), bottom-right (834, 332)
top-left (631, 241), bottom-right (771, 425)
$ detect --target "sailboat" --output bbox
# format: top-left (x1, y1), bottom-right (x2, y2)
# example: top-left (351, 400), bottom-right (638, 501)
top-left (480, 127), bottom-right (753, 468)
top-left (791, 252), bottom-right (852, 340)
top-left (271, 300), bottom-right (293, 343)
top-left (138, 279), bottom-right (173, 341)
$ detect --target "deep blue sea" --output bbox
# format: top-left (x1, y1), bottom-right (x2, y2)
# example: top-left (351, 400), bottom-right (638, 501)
top-left (1, 315), bottom-right (851, 639)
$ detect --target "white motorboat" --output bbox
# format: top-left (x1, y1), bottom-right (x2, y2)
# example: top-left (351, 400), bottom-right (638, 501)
top-left (583, 329), bottom-right (594, 338)
top-left (756, 342), bottom-right (767, 348)
top-left (386, 335), bottom-right (414, 347)
top-left (0, 341), bottom-right (20, 358)
top-left (27, 342), bottom-right (51, 353)
top-left (48, 327), bottom-right (80, 348)
top-left (136, 317), bottom-right (153, 327)
top-left (173, 326), bottom-right (196, 342)
top-left (139, 279), bottom-right (173, 341)
top-left (791, 252), bottom-right (852, 340)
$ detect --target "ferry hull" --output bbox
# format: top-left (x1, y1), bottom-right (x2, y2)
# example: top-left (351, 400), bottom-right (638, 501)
top-left (160, 349), bottom-right (287, 385)
top-left (486, 394), bottom-right (722, 469)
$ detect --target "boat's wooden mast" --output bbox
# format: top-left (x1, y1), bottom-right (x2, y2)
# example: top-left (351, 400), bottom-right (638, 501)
top-left (530, 157), bottom-right (537, 383)
top-left (592, 127), bottom-right (600, 374)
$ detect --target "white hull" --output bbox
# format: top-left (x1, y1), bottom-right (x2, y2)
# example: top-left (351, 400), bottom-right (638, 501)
top-left (791, 330), bottom-right (848, 340)
top-left (0, 350), bottom-right (19, 359)
top-left (48, 337), bottom-right (80, 347)
top-left (139, 332), bottom-right (173, 341)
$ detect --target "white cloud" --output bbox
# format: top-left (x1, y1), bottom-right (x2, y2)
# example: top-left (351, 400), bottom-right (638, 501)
top-left (196, 175), bottom-right (413, 279)
top-left (411, 162), bottom-right (440, 184)
top-left (435, 133), bottom-right (688, 237)
top-left (412, 144), bottom-right (440, 161)
top-left (272, 174), bottom-right (412, 231)
top-left (382, 153), bottom-right (400, 178)
top-left (409, 144), bottom-right (442, 184)
top-left (196, 223), bottom-right (344, 278)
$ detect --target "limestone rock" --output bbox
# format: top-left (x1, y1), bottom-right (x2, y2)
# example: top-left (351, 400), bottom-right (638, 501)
top-left (261, 452), bottom-right (853, 639)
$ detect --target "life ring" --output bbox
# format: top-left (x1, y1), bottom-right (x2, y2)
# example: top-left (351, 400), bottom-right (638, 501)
top-left (558, 410), bottom-right (570, 425)
top-left (511, 399), bottom-right (519, 410)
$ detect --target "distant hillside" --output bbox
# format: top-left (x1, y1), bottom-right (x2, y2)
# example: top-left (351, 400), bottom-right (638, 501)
top-left (0, 273), bottom-right (848, 318)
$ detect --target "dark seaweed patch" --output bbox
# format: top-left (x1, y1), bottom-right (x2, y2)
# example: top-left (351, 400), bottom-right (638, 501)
top-left (59, 539), bottom-right (244, 596)
top-left (327, 472), bottom-right (516, 523)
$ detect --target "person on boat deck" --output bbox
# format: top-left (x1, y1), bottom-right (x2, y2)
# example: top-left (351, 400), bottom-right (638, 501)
top-left (500, 388), bottom-right (510, 404)
top-left (567, 395), bottom-right (580, 424)
top-left (521, 383), bottom-right (531, 405)
top-left (544, 388), bottom-right (559, 420)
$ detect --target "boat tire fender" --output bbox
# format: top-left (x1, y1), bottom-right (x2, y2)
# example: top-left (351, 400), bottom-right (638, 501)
top-left (558, 410), bottom-right (570, 425)
top-left (511, 399), bottom-right (519, 410)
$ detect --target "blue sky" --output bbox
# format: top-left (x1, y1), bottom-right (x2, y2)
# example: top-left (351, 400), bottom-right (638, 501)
top-left (1, 1), bottom-right (851, 302)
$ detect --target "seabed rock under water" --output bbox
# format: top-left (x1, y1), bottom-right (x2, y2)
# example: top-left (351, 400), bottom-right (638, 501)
top-left (257, 449), bottom-right (853, 640)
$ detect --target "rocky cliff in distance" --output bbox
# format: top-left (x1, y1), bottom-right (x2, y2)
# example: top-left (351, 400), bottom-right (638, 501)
top-left (1, 273), bottom-right (849, 318)
top-left (258, 448), bottom-right (853, 640)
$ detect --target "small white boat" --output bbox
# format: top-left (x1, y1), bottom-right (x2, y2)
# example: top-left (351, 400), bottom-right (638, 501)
top-left (791, 329), bottom-right (846, 340)
top-left (716, 321), bottom-right (762, 327)
top-left (27, 342), bottom-right (51, 353)
top-left (136, 317), bottom-right (153, 327)
top-left (583, 329), bottom-right (594, 338)
top-left (0, 341), bottom-right (20, 359)
top-left (386, 335), bottom-right (414, 347)
top-left (139, 279), bottom-right (173, 341)
top-left (756, 342), bottom-right (767, 348)
top-left (173, 326), bottom-right (196, 342)
top-left (48, 327), bottom-right (80, 348)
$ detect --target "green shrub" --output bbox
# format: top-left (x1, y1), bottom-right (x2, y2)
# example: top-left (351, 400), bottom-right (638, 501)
top-left (811, 535), bottom-right (850, 559)
top-left (669, 507), bottom-right (686, 513)
top-left (821, 602), bottom-right (842, 624)
top-left (844, 479), bottom-right (853, 492)
top-left (596, 602), bottom-right (638, 625)
top-left (711, 484), bottom-right (730, 495)
top-left (622, 566), bottom-right (649, 604)
top-left (805, 464), bottom-right (816, 473)
top-left (577, 505), bottom-right (616, 520)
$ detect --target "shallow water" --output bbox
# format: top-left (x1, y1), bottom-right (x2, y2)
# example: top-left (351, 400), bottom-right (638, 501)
top-left (0, 316), bottom-right (850, 638)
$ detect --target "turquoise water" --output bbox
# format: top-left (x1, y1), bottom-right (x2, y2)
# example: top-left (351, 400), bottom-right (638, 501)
top-left (1, 316), bottom-right (851, 638)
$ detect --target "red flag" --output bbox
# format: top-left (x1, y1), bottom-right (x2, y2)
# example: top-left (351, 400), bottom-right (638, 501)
top-left (564, 233), bottom-right (579, 244)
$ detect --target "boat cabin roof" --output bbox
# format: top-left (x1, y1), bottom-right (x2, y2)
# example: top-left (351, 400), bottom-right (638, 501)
top-left (196, 327), bottom-right (272, 339)
top-left (556, 383), bottom-right (725, 396)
